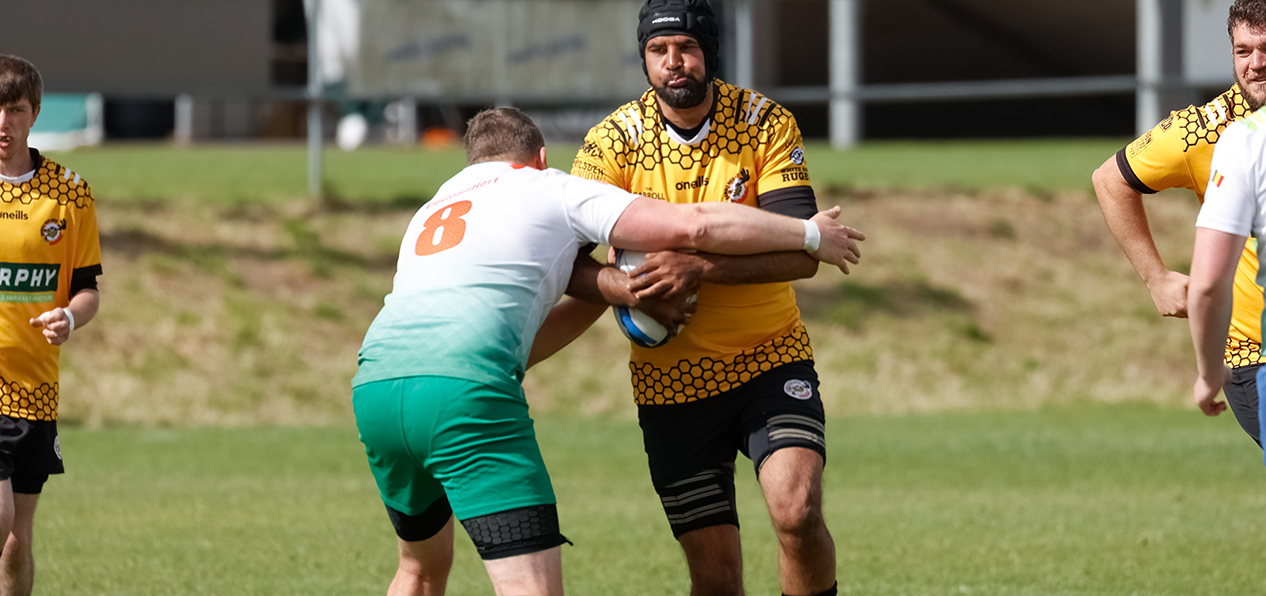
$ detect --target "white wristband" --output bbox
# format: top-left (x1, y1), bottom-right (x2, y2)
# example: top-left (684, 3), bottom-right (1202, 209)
top-left (62, 308), bottom-right (75, 332)
top-left (802, 219), bottom-right (821, 253)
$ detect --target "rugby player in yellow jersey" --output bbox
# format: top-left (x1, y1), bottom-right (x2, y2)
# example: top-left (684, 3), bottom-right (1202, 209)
top-left (0, 55), bottom-right (102, 596)
top-left (1092, 0), bottom-right (1266, 445)
top-left (567, 2), bottom-right (848, 595)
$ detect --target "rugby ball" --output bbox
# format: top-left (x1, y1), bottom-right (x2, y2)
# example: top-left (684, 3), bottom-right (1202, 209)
top-left (613, 249), bottom-right (672, 348)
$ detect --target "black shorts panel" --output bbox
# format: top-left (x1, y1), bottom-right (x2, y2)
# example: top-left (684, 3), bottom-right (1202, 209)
top-left (387, 495), bottom-right (453, 542)
top-left (0, 417), bottom-right (63, 490)
top-left (638, 361), bottom-right (825, 488)
top-left (1225, 364), bottom-right (1261, 447)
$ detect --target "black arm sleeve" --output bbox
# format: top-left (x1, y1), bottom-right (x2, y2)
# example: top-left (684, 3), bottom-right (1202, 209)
top-left (1115, 148), bottom-right (1159, 195)
top-left (756, 186), bottom-right (818, 220)
top-left (70, 264), bottom-right (102, 296)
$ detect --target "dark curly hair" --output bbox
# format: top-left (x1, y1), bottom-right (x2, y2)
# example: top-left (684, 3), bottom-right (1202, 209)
top-left (1228, 0), bottom-right (1266, 37)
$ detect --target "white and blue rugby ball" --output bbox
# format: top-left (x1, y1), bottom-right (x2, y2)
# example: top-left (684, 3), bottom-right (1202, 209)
top-left (613, 249), bottom-right (673, 348)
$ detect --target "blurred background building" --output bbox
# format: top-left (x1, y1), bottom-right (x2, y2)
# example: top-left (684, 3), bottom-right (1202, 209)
top-left (0, 0), bottom-right (1238, 147)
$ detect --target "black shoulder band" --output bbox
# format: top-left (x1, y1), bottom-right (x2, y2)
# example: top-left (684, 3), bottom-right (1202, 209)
top-left (1115, 148), bottom-right (1158, 195)
top-left (757, 186), bottom-right (818, 220)
top-left (70, 264), bottom-right (102, 297)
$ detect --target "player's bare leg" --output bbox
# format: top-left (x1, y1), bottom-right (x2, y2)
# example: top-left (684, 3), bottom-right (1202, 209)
top-left (759, 448), bottom-right (835, 596)
top-left (678, 524), bottom-right (744, 596)
top-left (390, 516), bottom-right (455, 596)
top-left (481, 545), bottom-right (564, 596)
top-left (0, 482), bottom-right (13, 567)
top-left (0, 493), bottom-right (38, 596)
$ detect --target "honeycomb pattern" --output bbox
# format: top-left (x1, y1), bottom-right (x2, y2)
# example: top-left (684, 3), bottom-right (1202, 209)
top-left (631, 325), bottom-right (813, 405)
top-left (0, 157), bottom-right (93, 209)
top-left (1225, 337), bottom-right (1265, 368)
top-left (460, 504), bottom-right (560, 554)
top-left (0, 374), bottom-right (57, 421)
top-left (579, 80), bottom-right (797, 176)
top-left (1128, 86), bottom-right (1249, 158)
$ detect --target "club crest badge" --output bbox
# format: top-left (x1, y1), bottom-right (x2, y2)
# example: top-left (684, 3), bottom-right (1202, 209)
top-left (40, 219), bottom-right (66, 245)
top-left (784, 379), bottom-right (813, 400)
top-left (790, 147), bottom-right (804, 165)
top-left (725, 169), bottom-right (751, 203)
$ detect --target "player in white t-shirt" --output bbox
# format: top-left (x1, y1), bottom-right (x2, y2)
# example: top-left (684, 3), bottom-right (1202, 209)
top-left (352, 107), bottom-right (865, 596)
top-left (1190, 107), bottom-right (1266, 449)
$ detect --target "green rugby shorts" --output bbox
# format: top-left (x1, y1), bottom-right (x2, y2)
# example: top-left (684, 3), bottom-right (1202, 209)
top-left (353, 376), bottom-right (556, 521)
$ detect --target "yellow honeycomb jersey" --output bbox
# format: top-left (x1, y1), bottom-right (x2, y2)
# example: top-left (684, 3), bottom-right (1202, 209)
top-left (0, 153), bottom-right (102, 421)
top-left (1117, 84), bottom-right (1264, 367)
top-left (573, 80), bottom-right (815, 405)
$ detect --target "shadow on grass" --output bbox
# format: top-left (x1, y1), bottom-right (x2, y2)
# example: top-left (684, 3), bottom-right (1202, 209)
top-left (100, 228), bottom-right (397, 272)
top-left (799, 279), bottom-right (982, 337)
top-left (318, 193), bottom-right (431, 214)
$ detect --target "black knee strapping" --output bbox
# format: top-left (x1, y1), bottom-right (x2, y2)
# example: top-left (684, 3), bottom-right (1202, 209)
top-left (748, 413), bottom-right (826, 476)
top-left (386, 495), bottom-right (453, 542)
top-left (658, 462), bottom-right (739, 538)
top-left (460, 504), bottom-right (570, 560)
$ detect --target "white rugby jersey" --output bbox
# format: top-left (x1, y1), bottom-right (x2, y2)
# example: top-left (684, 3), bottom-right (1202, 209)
top-left (354, 162), bottom-right (638, 391)
top-left (1199, 109), bottom-right (1266, 249)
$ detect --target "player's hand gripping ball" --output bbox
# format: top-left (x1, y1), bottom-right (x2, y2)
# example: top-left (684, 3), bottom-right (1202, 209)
top-left (613, 249), bottom-right (691, 348)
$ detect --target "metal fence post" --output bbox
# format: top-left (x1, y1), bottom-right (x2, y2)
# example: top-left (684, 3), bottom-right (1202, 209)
top-left (829, 0), bottom-right (860, 149)
top-left (307, 0), bottom-right (324, 200)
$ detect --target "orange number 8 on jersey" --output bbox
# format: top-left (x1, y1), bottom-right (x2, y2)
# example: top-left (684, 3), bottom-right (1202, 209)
top-left (415, 200), bottom-right (473, 256)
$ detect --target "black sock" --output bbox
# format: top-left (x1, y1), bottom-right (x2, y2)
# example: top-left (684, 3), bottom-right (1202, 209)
top-left (783, 581), bottom-right (838, 596)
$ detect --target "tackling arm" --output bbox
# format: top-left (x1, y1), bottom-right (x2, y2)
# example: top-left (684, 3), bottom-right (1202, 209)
top-left (608, 199), bottom-right (864, 273)
top-left (1092, 155), bottom-right (1189, 318)
top-left (562, 251), bottom-right (696, 331)
top-left (527, 297), bottom-right (609, 369)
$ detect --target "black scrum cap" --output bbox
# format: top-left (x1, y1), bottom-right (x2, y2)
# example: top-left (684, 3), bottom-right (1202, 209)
top-left (637, 0), bottom-right (719, 81)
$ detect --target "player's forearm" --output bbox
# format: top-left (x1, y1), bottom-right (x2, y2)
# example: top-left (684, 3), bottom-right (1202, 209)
top-left (1092, 158), bottom-right (1168, 283)
top-left (527, 298), bottom-right (608, 368)
top-left (688, 251), bottom-right (819, 284)
top-left (67, 289), bottom-right (99, 330)
top-left (1188, 282), bottom-right (1233, 376)
top-left (1187, 228), bottom-right (1244, 375)
top-left (564, 253), bottom-right (636, 307)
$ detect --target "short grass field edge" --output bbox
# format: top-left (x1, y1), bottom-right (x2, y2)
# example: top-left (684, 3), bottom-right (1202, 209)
top-left (48, 137), bottom-right (1128, 206)
top-left (35, 403), bottom-right (1266, 595)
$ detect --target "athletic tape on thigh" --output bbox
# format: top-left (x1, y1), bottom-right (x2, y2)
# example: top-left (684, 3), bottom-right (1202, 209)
top-left (459, 504), bottom-right (569, 560)
top-left (658, 463), bottom-right (738, 538)
top-left (749, 413), bottom-right (826, 476)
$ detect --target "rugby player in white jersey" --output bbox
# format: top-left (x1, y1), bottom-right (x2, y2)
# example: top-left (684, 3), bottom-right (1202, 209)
top-left (352, 107), bottom-right (864, 596)
top-left (1190, 106), bottom-right (1266, 459)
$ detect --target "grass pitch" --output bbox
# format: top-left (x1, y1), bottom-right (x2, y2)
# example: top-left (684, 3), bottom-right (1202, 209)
top-left (37, 406), bottom-right (1266, 595)
top-left (51, 138), bottom-right (1122, 206)
top-left (32, 139), bottom-right (1258, 594)
top-left (51, 139), bottom-right (1206, 426)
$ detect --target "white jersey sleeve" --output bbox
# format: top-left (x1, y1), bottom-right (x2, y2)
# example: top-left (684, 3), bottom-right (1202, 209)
top-left (545, 168), bottom-right (638, 246)
top-left (1198, 118), bottom-right (1266, 239)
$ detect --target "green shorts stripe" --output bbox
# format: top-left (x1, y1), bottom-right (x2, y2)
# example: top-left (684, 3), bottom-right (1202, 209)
top-left (353, 376), bottom-right (556, 520)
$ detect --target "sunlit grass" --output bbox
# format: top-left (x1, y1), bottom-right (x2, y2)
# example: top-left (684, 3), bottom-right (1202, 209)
top-left (37, 407), bottom-right (1266, 594)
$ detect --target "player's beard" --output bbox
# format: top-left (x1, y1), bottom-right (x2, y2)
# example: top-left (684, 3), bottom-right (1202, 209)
top-left (1241, 74), bottom-right (1266, 111)
top-left (653, 73), bottom-right (711, 110)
